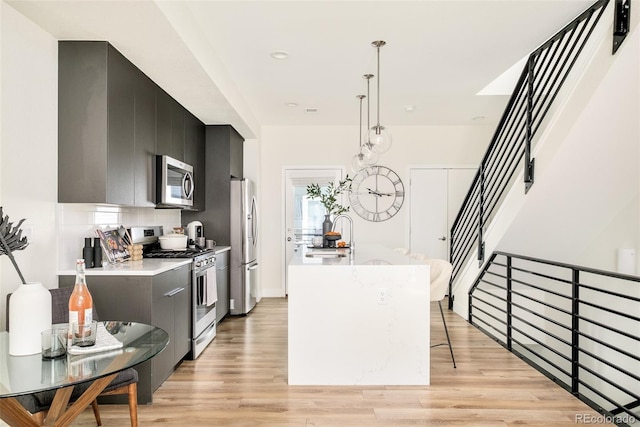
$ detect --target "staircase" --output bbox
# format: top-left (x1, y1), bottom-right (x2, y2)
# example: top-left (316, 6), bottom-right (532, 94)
top-left (448, 0), bottom-right (639, 318)
top-left (447, 1), bottom-right (640, 424)
top-left (469, 252), bottom-right (640, 426)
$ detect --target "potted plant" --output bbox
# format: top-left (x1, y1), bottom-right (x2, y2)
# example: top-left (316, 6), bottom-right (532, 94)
top-left (1, 207), bottom-right (52, 355)
top-left (306, 176), bottom-right (352, 217)
top-left (306, 177), bottom-right (352, 245)
top-left (0, 207), bottom-right (29, 284)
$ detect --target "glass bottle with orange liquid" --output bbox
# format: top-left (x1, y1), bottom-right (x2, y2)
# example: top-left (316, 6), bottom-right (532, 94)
top-left (68, 258), bottom-right (93, 340)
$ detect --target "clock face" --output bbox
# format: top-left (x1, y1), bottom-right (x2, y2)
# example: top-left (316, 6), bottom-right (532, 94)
top-left (349, 165), bottom-right (405, 222)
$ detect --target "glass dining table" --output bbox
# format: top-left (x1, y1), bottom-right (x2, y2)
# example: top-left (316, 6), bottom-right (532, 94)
top-left (0, 322), bottom-right (169, 427)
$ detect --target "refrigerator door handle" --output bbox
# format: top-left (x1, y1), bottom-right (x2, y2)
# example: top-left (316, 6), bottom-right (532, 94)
top-left (251, 196), bottom-right (258, 247)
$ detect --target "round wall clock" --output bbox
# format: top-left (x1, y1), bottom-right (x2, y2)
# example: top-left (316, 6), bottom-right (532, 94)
top-left (349, 165), bottom-right (405, 222)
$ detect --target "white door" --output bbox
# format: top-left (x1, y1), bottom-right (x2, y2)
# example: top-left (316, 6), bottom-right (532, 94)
top-left (410, 169), bottom-right (449, 259)
top-left (409, 168), bottom-right (476, 259)
top-left (283, 168), bottom-right (344, 294)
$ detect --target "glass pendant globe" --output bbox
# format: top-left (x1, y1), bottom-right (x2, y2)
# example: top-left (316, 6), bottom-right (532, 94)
top-left (361, 142), bottom-right (379, 164)
top-left (351, 149), bottom-right (378, 172)
top-left (351, 153), bottom-right (367, 172)
top-left (369, 125), bottom-right (392, 153)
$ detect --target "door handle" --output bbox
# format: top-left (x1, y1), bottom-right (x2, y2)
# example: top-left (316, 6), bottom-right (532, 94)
top-left (165, 287), bottom-right (185, 297)
top-left (438, 236), bottom-right (446, 241)
top-left (287, 237), bottom-right (292, 242)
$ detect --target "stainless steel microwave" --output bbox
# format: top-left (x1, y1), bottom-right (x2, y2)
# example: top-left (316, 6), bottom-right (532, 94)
top-left (156, 155), bottom-right (194, 208)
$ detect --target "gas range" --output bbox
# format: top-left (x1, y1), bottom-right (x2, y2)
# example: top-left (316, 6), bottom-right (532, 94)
top-left (144, 247), bottom-right (216, 271)
top-left (144, 247), bottom-right (214, 259)
top-left (130, 225), bottom-right (218, 359)
top-left (129, 226), bottom-right (215, 263)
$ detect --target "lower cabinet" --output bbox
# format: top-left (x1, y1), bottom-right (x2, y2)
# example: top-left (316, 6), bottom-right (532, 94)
top-left (150, 265), bottom-right (191, 390)
top-left (59, 264), bottom-right (191, 404)
top-left (216, 250), bottom-right (230, 323)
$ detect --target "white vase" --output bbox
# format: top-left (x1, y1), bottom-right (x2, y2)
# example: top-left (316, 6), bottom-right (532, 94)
top-left (9, 282), bottom-right (52, 356)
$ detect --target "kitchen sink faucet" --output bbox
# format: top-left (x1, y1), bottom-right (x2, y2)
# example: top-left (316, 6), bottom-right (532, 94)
top-left (331, 214), bottom-right (354, 251)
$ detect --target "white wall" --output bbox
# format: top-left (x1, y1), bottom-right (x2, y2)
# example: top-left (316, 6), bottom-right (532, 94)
top-left (57, 204), bottom-right (181, 271)
top-left (0, 2), bottom-right (58, 330)
top-left (0, 2), bottom-right (182, 332)
top-left (259, 125), bottom-right (493, 297)
top-left (497, 21), bottom-right (640, 274)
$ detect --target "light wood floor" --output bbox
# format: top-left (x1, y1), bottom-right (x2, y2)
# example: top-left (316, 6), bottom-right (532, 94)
top-left (71, 298), bottom-right (611, 426)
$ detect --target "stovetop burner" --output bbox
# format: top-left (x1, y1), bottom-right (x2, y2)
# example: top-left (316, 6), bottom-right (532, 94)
top-left (144, 245), bottom-right (215, 259)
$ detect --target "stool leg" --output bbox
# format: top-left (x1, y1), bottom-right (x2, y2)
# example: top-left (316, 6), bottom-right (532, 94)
top-left (438, 300), bottom-right (457, 368)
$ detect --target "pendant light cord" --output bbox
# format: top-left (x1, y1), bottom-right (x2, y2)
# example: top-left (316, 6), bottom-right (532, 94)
top-left (357, 95), bottom-right (365, 151)
top-left (376, 45), bottom-right (381, 129)
top-left (363, 74), bottom-right (373, 143)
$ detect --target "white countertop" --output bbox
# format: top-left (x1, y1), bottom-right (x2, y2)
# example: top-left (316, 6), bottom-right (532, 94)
top-left (212, 245), bottom-right (231, 254)
top-left (289, 244), bottom-right (423, 266)
top-left (58, 246), bottom-right (231, 277)
top-left (58, 258), bottom-right (192, 276)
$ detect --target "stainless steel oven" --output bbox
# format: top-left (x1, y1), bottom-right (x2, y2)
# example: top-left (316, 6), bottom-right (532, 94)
top-left (133, 225), bottom-right (217, 359)
top-left (191, 252), bottom-right (217, 358)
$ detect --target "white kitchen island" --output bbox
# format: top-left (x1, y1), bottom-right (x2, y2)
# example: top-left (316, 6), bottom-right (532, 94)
top-left (288, 244), bottom-right (431, 385)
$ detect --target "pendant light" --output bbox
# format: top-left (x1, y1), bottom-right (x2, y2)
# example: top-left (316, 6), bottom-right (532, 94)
top-left (369, 40), bottom-right (392, 153)
top-left (362, 74), bottom-right (377, 158)
top-left (351, 94), bottom-right (378, 172)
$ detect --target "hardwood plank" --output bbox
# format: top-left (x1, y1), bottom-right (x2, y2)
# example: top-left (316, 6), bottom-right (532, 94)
top-left (68, 297), bottom-right (612, 426)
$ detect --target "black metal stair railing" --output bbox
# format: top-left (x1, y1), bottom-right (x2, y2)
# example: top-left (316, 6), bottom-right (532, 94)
top-left (469, 252), bottom-right (640, 426)
top-left (449, 0), bottom-right (609, 289)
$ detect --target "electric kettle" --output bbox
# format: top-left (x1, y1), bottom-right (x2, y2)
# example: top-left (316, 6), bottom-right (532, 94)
top-left (186, 221), bottom-right (203, 244)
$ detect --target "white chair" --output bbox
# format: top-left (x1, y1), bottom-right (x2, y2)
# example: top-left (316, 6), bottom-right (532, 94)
top-left (414, 254), bottom-right (457, 368)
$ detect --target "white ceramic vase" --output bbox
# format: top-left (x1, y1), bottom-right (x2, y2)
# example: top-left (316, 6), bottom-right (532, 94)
top-left (9, 282), bottom-right (52, 355)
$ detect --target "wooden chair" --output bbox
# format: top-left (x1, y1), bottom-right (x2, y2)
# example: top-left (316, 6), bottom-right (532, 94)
top-left (7, 287), bottom-right (139, 426)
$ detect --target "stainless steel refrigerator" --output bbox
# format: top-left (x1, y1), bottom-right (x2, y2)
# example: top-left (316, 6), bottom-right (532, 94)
top-left (230, 178), bottom-right (258, 315)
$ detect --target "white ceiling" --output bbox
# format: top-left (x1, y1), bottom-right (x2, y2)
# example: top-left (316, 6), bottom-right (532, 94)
top-left (7, 0), bottom-right (596, 139)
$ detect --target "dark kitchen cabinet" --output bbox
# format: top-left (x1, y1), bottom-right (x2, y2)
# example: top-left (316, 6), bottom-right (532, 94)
top-left (215, 249), bottom-right (230, 322)
top-left (59, 40), bottom-right (205, 208)
top-left (59, 263), bottom-right (191, 404)
top-left (58, 41), bottom-right (135, 205)
top-left (155, 88), bottom-right (186, 162)
top-left (134, 72), bottom-right (157, 207)
top-left (155, 89), bottom-right (174, 160)
top-left (184, 113), bottom-right (206, 211)
top-left (171, 103), bottom-right (186, 161)
top-left (182, 125), bottom-right (244, 245)
top-left (151, 265), bottom-right (191, 390)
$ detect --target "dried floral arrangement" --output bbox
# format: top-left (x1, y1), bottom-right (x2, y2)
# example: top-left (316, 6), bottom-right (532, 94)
top-left (0, 207), bottom-right (29, 284)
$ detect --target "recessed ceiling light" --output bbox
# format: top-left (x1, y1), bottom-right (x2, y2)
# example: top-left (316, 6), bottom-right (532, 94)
top-left (404, 106), bottom-right (415, 112)
top-left (270, 51), bottom-right (289, 60)
top-left (285, 102), bottom-right (298, 108)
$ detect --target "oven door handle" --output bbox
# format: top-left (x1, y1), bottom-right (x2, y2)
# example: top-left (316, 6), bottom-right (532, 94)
top-left (165, 287), bottom-right (186, 297)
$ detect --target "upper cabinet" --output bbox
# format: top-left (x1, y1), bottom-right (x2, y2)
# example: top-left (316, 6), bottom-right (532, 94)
top-left (155, 88), bottom-right (186, 163)
top-left (134, 72), bottom-right (157, 207)
top-left (59, 41), bottom-right (135, 205)
top-left (182, 125), bottom-right (243, 244)
top-left (184, 113), bottom-right (206, 211)
top-left (58, 41), bottom-right (205, 208)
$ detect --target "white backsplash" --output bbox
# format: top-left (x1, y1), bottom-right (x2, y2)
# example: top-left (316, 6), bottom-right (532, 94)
top-left (58, 204), bottom-right (182, 270)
